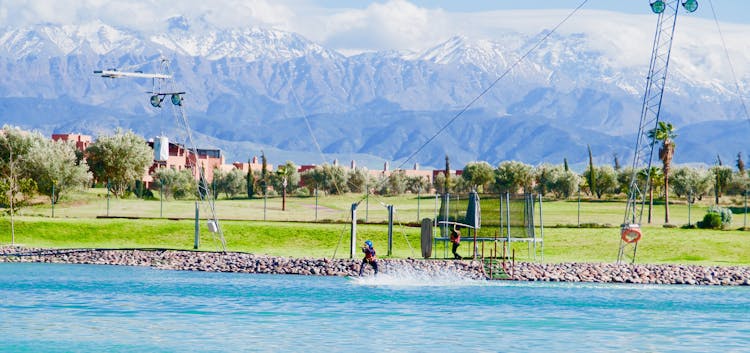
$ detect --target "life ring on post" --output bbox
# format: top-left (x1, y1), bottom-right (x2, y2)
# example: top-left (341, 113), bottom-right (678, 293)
top-left (621, 227), bottom-right (642, 244)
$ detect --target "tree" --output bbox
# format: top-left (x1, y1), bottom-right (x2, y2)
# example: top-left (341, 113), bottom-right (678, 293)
top-left (378, 170), bottom-right (406, 195)
top-left (613, 153), bottom-right (621, 171)
top-left (23, 138), bottom-right (91, 203)
top-left (246, 158), bottom-right (255, 198)
top-left (0, 126), bottom-right (39, 242)
top-left (86, 129), bottom-right (153, 197)
top-left (272, 161), bottom-right (300, 194)
top-left (711, 164), bottom-right (733, 204)
top-left (640, 167), bottom-right (663, 223)
top-left (452, 177), bottom-right (471, 193)
top-left (737, 152), bottom-right (745, 177)
top-left (434, 172), bottom-right (446, 194)
top-left (533, 164), bottom-right (554, 196)
top-left (273, 161), bottom-right (300, 210)
top-left (586, 145), bottom-right (596, 196)
top-left (300, 164), bottom-right (347, 195)
top-left (152, 168), bottom-right (197, 200)
top-left (444, 155), bottom-right (451, 194)
top-left (535, 164), bottom-right (579, 199)
top-left (260, 151), bottom-right (268, 196)
top-left (671, 166), bottom-right (711, 201)
top-left (213, 168), bottom-right (247, 199)
top-left (553, 168), bottom-right (580, 199)
top-left (347, 168), bottom-right (369, 193)
top-left (405, 175), bottom-right (430, 194)
top-left (0, 173), bottom-right (36, 244)
top-left (462, 161), bottom-right (494, 192)
top-left (616, 167), bottom-right (635, 196)
top-left (495, 161), bottom-right (533, 193)
top-left (647, 121), bottom-right (677, 223)
top-left (586, 165), bottom-right (618, 199)
top-left (725, 174), bottom-right (750, 196)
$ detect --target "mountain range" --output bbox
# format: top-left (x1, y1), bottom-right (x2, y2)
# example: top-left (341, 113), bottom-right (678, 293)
top-left (0, 15), bottom-right (748, 171)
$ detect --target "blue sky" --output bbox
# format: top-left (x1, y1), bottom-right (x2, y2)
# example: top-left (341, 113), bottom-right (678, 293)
top-left (314, 0), bottom-right (749, 23)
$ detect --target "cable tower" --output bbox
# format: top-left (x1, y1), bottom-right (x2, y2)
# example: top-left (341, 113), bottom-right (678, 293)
top-left (95, 59), bottom-right (227, 252)
top-left (618, 0), bottom-right (698, 264)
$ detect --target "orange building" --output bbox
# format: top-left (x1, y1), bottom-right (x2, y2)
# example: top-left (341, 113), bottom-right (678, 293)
top-left (51, 133), bottom-right (91, 152)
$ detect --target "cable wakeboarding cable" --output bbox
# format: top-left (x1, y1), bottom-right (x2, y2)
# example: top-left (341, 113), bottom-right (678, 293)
top-left (289, 81), bottom-right (348, 198)
top-left (394, 0), bottom-right (590, 170)
top-left (706, 0), bottom-right (750, 123)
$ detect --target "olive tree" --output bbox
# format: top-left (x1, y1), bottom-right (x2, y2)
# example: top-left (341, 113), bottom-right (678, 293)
top-left (710, 165), bottom-right (733, 204)
top-left (433, 172), bottom-right (446, 194)
top-left (300, 164), bottom-right (348, 195)
top-left (152, 168), bottom-right (196, 200)
top-left (0, 126), bottom-right (40, 207)
top-left (86, 129), bottom-right (153, 197)
top-left (347, 168), bottom-right (370, 193)
top-left (533, 164), bottom-right (555, 196)
top-left (0, 126), bottom-right (39, 244)
top-left (584, 165), bottom-right (618, 199)
top-left (405, 175), bottom-right (431, 194)
top-left (378, 170), bottom-right (406, 196)
top-left (271, 161), bottom-right (300, 195)
top-left (535, 164), bottom-right (579, 199)
top-left (495, 161), bottom-right (533, 193)
top-left (462, 161), bottom-right (494, 192)
top-left (23, 138), bottom-right (92, 203)
top-left (670, 167), bottom-right (711, 201)
top-left (213, 168), bottom-right (247, 199)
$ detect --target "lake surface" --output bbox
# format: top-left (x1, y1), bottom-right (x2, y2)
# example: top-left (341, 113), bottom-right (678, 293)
top-left (1, 262), bottom-right (749, 352)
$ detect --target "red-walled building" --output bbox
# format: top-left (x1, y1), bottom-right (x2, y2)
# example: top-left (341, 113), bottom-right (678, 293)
top-left (52, 133), bottom-right (91, 152)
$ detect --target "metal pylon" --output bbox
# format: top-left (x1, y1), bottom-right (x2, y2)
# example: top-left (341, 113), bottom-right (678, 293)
top-left (619, 1), bottom-right (692, 264)
top-left (95, 59), bottom-right (227, 252)
top-left (157, 59), bottom-right (227, 252)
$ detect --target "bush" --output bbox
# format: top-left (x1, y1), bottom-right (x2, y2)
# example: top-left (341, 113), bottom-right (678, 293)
top-left (697, 212), bottom-right (723, 229)
top-left (708, 206), bottom-right (733, 226)
top-left (265, 189), bottom-right (278, 197)
top-left (293, 187), bottom-right (310, 197)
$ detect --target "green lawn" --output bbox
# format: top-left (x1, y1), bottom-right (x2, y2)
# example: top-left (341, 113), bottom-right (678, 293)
top-left (4, 190), bottom-right (750, 265)
top-left (21, 189), bottom-right (744, 229)
top-left (2, 216), bottom-right (749, 265)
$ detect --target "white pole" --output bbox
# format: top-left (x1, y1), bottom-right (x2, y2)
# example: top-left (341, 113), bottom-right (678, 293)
top-left (194, 201), bottom-right (200, 249)
top-left (387, 205), bottom-right (394, 256)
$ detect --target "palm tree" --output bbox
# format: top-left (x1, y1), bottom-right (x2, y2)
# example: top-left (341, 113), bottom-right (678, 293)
top-left (648, 121), bottom-right (677, 224)
top-left (639, 167), bottom-right (663, 224)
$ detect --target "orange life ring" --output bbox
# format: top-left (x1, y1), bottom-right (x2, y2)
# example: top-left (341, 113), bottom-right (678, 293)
top-left (621, 227), bottom-right (642, 244)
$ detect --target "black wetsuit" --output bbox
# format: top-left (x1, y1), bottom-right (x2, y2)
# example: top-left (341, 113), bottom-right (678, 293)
top-left (359, 246), bottom-right (378, 276)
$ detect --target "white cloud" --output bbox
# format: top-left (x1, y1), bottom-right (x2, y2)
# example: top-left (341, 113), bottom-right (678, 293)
top-left (1, 0), bottom-right (749, 76)
top-left (0, 0), bottom-right (295, 32)
top-left (309, 0), bottom-right (450, 53)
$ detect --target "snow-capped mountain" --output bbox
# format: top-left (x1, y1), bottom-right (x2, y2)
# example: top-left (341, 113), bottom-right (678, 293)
top-left (151, 16), bottom-right (341, 62)
top-left (0, 17), bottom-right (748, 170)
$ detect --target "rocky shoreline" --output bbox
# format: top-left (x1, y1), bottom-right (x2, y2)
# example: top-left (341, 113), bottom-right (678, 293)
top-left (2, 247), bottom-right (749, 286)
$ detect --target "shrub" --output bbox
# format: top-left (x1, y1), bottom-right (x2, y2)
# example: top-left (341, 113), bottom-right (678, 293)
top-left (708, 206), bottom-right (733, 226)
top-left (293, 187), bottom-right (310, 197)
top-left (697, 212), bottom-right (722, 229)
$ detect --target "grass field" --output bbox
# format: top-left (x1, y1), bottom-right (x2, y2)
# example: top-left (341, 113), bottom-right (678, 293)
top-left (3, 190), bottom-right (750, 265)
top-left (18, 188), bottom-right (745, 228)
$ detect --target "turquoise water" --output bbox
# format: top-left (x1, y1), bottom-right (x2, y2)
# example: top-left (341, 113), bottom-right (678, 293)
top-left (1, 263), bottom-right (749, 352)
